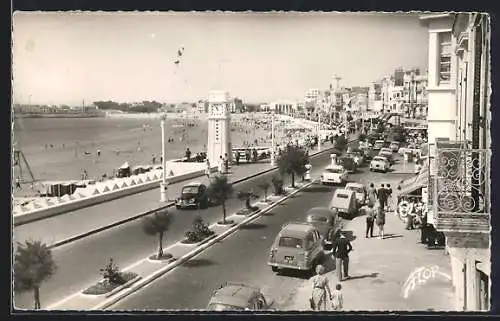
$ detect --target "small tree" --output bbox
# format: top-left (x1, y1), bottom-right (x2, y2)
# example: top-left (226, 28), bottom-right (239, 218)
top-left (14, 240), bottom-right (57, 310)
top-left (142, 209), bottom-right (173, 259)
top-left (99, 258), bottom-right (124, 285)
top-left (335, 135), bottom-right (349, 151)
top-left (277, 145), bottom-right (308, 188)
top-left (258, 181), bottom-right (271, 202)
top-left (272, 175), bottom-right (284, 196)
top-left (207, 175), bottom-right (234, 224)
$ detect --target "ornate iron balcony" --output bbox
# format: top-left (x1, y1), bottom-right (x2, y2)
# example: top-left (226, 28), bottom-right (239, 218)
top-left (433, 144), bottom-right (490, 233)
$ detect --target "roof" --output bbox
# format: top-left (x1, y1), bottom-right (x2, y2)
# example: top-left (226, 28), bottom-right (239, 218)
top-left (210, 284), bottom-right (258, 307)
top-left (345, 182), bottom-right (364, 189)
top-left (306, 207), bottom-right (335, 217)
top-left (280, 222), bottom-right (316, 236)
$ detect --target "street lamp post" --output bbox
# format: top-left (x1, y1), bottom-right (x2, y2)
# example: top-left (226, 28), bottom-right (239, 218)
top-left (270, 110), bottom-right (275, 166)
top-left (317, 110), bottom-right (321, 152)
top-left (160, 115), bottom-right (168, 203)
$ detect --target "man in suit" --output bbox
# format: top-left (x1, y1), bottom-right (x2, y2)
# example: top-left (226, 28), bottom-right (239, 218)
top-left (377, 184), bottom-right (388, 210)
top-left (364, 203), bottom-right (376, 238)
top-left (332, 232), bottom-right (353, 281)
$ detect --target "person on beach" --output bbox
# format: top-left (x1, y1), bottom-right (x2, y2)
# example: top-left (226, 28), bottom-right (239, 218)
top-left (310, 265), bottom-right (332, 311)
top-left (96, 149), bottom-right (101, 158)
top-left (152, 155), bottom-right (156, 165)
top-left (185, 148), bottom-right (192, 161)
top-left (331, 284), bottom-right (344, 311)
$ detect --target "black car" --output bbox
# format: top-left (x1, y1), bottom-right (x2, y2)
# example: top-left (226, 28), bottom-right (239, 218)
top-left (175, 182), bottom-right (210, 209)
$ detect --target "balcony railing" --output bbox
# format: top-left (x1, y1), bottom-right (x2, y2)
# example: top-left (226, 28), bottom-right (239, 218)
top-left (433, 145), bottom-right (490, 233)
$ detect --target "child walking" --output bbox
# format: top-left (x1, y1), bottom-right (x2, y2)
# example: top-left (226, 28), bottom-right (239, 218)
top-left (331, 284), bottom-right (344, 310)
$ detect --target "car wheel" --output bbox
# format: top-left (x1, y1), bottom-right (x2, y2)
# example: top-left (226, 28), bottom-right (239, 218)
top-left (271, 266), bottom-right (279, 273)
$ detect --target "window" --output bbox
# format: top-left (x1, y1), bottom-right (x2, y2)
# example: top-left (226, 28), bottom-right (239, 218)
top-left (279, 237), bottom-right (303, 248)
top-left (336, 193), bottom-right (349, 199)
top-left (439, 32), bottom-right (452, 84)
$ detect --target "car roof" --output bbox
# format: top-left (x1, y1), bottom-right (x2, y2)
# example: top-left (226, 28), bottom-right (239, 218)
top-left (280, 222), bottom-right (316, 236)
top-left (306, 207), bottom-right (336, 217)
top-left (373, 156), bottom-right (388, 161)
top-left (345, 182), bottom-right (365, 189)
top-left (210, 284), bottom-right (259, 307)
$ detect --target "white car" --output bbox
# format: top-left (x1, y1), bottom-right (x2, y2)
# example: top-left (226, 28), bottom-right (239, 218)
top-left (321, 165), bottom-right (348, 185)
top-left (369, 156), bottom-right (390, 173)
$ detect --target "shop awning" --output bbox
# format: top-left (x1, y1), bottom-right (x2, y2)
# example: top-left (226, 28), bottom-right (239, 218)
top-left (398, 171), bottom-right (429, 197)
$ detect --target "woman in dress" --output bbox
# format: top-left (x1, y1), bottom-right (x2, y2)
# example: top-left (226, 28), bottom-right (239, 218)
top-left (311, 265), bottom-right (332, 311)
top-left (367, 183), bottom-right (378, 207)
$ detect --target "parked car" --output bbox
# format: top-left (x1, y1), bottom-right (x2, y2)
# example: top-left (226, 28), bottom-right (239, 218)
top-left (329, 188), bottom-right (358, 219)
top-left (320, 165), bottom-right (348, 185)
top-left (207, 282), bottom-right (273, 311)
top-left (345, 182), bottom-right (367, 206)
top-left (175, 182), bottom-right (210, 209)
top-left (389, 141), bottom-right (400, 152)
top-left (380, 147), bottom-right (393, 154)
top-left (268, 222), bottom-right (325, 274)
top-left (338, 156), bottom-right (357, 173)
top-left (373, 139), bottom-right (385, 150)
top-left (305, 207), bottom-right (343, 250)
top-left (379, 150), bottom-right (395, 165)
top-left (370, 156), bottom-right (390, 173)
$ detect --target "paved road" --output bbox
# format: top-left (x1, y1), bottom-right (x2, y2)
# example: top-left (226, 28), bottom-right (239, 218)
top-left (107, 180), bottom-right (345, 310)
top-left (14, 143), bottom-right (347, 309)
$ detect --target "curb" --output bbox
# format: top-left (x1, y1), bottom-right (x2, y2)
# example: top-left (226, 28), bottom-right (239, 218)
top-left (48, 139), bottom-right (357, 249)
top-left (92, 179), bottom-right (316, 310)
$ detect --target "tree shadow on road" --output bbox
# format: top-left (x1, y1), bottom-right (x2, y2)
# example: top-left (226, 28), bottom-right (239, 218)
top-left (182, 258), bottom-right (216, 268)
top-left (303, 186), bottom-right (332, 193)
top-left (240, 223), bottom-right (267, 230)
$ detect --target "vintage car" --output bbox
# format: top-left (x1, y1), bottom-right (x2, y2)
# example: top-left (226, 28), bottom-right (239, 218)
top-left (329, 188), bottom-right (358, 219)
top-left (268, 222), bottom-right (325, 274)
top-left (207, 282), bottom-right (273, 311)
top-left (345, 182), bottom-right (367, 206)
top-left (370, 156), bottom-right (391, 173)
top-left (379, 150), bottom-right (395, 165)
top-left (320, 165), bottom-right (348, 185)
top-left (373, 139), bottom-right (386, 150)
top-left (389, 141), bottom-right (400, 152)
top-left (175, 182), bottom-right (210, 209)
top-left (305, 207), bottom-right (343, 249)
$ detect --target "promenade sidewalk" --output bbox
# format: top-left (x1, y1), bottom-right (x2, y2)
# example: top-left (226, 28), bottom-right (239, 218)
top-left (13, 161), bottom-right (273, 247)
top-left (281, 171), bottom-right (455, 311)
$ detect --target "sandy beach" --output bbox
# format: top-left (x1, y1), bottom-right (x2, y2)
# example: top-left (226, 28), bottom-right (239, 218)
top-left (12, 112), bottom-right (305, 196)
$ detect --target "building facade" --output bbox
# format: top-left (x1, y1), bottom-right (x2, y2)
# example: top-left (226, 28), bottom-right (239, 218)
top-left (269, 100), bottom-right (297, 115)
top-left (420, 13), bottom-right (491, 311)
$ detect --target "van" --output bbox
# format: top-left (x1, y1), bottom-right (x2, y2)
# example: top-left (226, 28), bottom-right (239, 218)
top-left (329, 189), bottom-right (358, 219)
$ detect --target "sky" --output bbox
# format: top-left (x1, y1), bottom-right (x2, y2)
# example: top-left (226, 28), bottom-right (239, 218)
top-left (12, 12), bottom-right (429, 105)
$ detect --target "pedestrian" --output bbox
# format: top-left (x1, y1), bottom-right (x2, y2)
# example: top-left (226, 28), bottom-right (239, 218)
top-left (364, 203), bottom-right (376, 238)
top-left (152, 155), bottom-right (156, 165)
top-left (96, 149), bottom-right (101, 157)
top-left (15, 176), bottom-right (22, 190)
top-left (367, 183), bottom-right (378, 207)
top-left (310, 264), bottom-right (332, 311)
top-left (224, 153), bottom-right (229, 172)
top-left (219, 155), bottom-right (225, 174)
top-left (377, 184), bottom-right (388, 211)
top-left (330, 283), bottom-right (344, 310)
top-left (376, 205), bottom-right (386, 239)
top-left (386, 184), bottom-right (394, 211)
top-left (332, 232), bottom-right (352, 282)
top-left (185, 148), bottom-right (192, 161)
top-left (205, 159), bottom-right (211, 179)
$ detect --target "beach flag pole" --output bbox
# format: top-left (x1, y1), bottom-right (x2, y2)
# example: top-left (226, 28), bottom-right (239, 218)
top-left (160, 115), bottom-right (168, 202)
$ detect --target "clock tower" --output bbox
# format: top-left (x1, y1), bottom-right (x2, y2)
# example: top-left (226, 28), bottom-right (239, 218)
top-left (207, 90), bottom-right (232, 165)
